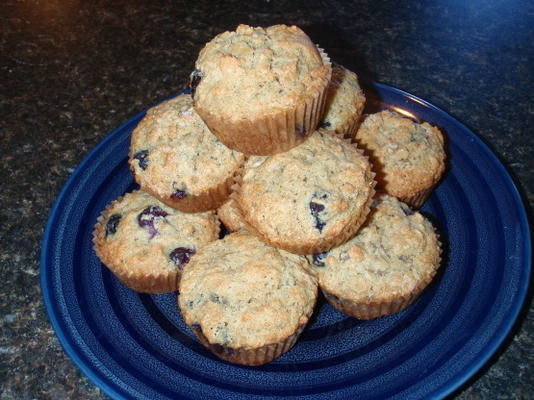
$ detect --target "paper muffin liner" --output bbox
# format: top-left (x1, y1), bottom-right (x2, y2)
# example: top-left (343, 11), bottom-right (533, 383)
top-left (92, 191), bottom-right (221, 294)
top-left (194, 48), bottom-right (332, 156)
top-left (321, 231), bottom-right (442, 320)
top-left (92, 193), bottom-right (180, 294)
top-left (396, 185), bottom-right (435, 209)
top-left (190, 321), bottom-right (308, 366)
top-left (231, 140), bottom-right (377, 255)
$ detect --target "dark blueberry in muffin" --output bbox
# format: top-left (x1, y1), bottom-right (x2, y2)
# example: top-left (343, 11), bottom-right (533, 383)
top-left (190, 69), bottom-right (203, 96)
top-left (133, 150), bottom-right (149, 170)
top-left (295, 124), bottom-right (307, 137)
top-left (191, 323), bottom-right (202, 332)
top-left (309, 201), bottom-right (326, 232)
top-left (171, 189), bottom-right (187, 200)
top-left (169, 247), bottom-right (196, 268)
top-left (137, 206), bottom-right (168, 238)
top-left (312, 251), bottom-right (328, 267)
top-left (319, 121), bottom-right (331, 129)
top-left (105, 214), bottom-right (121, 237)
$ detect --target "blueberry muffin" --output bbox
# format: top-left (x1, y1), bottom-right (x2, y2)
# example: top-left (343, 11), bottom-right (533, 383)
top-left (178, 231), bottom-right (318, 365)
top-left (354, 110), bottom-right (446, 208)
top-left (319, 64), bottom-right (365, 138)
top-left (235, 130), bottom-right (375, 254)
top-left (192, 24), bottom-right (332, 155)
top-left (217, 198), bottom-right (246, 233)
top-left (93, 190), bottom-right (219, 293)
top-left (311, 194), bottom-right (441, 319)
top-left (129, 93), bottom-right (246, 213)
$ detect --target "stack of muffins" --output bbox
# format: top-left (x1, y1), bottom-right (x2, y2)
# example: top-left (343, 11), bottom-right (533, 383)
top-left (93, 24), bottom-right (445, 366)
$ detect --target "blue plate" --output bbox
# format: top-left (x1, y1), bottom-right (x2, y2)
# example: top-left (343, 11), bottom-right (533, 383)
top-left (40, 83), bottom-right (531, 400)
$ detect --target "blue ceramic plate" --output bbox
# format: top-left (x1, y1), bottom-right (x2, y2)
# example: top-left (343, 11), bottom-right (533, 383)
top-left (41, 83), bottom-right (530, 400)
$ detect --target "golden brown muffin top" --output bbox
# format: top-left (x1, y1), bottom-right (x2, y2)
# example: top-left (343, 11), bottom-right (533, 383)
top-left (179, 231), bottom-right (317, 348)
top-left (320, 64), bottom-right (365, 134)
top-left (312, 194), bottom-right (441, 302)
top-left (94, 190), bottom-right (219, 276)
top-left (129, 94), bottom-right (245, 200)
top-left (236, 131), bottom-right (375, 254)
top-left (193, 24), bottom-right (330, 120)
top-left (355, 110), bottom-right (445, 199)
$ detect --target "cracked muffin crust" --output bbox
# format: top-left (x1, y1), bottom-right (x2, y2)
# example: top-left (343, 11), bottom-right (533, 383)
top-left (178, 231), bottom-right (318, 365)
top-left (235, 130), bottom-right (375, 254)
top-left (129, 93), bottom-right (245, 213)
top-left (93, 190), bottom-right (219, 293)
top-left (319, 64), bottom-right (366, 138)
top-left (311, 194), bottom-right (441, 319)
top-left (192, 24), bottom-right (332, 155)
top-left (354, 110), bottom-right (446, 208)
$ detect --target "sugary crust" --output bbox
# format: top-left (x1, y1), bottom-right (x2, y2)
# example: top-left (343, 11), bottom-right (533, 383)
top-left (93, 190), bottom-right (219, 293)
top-left (129, 94), bottom-right (245, 212)
top-left (314, 194), bottom-right (441, 319)
top-left (320, 64), bottom-right (366, 138)
top-left (235, 131), bottom-right (375, 254)
top-left (354, 110), bottom-right (446, 207)
top-left (217, 198), bottom-right (246, 233)
top-left (193, 25), bottom-right (332, 155)
top-left (178, 231), bottom-right (317, 362)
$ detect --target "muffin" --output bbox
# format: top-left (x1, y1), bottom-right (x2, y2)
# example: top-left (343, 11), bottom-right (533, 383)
top-left (178, 231), bottom-right (318, 365)
top-left (311, 194), bottom-right (441, 319)
top-left (217, 198), bottom-right (246, 233)
top-left (235, 130), bottom-right (375, 254)
top-left (129, 93), bottom-right (246, 213)
top-left (93, 190), bottom-right (219, 293)
top-left (354, 110), bottom-right (446, 208)
top-left (191, 24), bottom-right (332, 155)
top-left (318, 64), bottom-right (366, 138)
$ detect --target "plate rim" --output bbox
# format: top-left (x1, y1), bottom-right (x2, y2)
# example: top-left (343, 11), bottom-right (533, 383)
top-left (40, 82), bottom-right (532, 400)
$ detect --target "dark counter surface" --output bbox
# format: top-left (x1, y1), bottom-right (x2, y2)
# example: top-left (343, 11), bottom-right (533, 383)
top-left (1, 0), bottom-right (532, 398)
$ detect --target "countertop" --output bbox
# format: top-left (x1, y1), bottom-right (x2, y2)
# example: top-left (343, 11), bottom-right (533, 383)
top-left (1, 0), bottom-right (532, 399)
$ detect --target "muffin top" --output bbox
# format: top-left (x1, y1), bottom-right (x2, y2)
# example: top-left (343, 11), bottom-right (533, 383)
top-left (312, 194), bottom-right (441, 302)
top-left (94, 190), bottom-right (219, 276)
top-left (178, 231), bottom-right (317, 348)
top-left (193, 24), bottom-right (330, 120)
top-left (129, 93), bottom-right (245, 200)
top-left (354, 110), bottom-right (445, 198)
top-left (319, 64), bottom-right (365, 134)
top-left (237, 130), bottom-right (375, 254)
top-left (217, 198), bottom-right (246, 233)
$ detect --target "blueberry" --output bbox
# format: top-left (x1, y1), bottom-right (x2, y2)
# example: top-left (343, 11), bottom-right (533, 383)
top-left (319, 121), bottom-right (331, 129)
top-left (105, 214), bottom-right (121, 237)
top-left (171, 189), bottom-right (187, 200)
top-left (191, 323), bottom-right (202, 332)
top-left (309, 201), bottom-right (326, 232)
top-left (133, 150), bottom-right (149, 170)
top-left (190, 69), bottom-right (203, 96)
top-left (169, 247), bottom-right (196, 268)
top-left (309, 202), bottom-right (325, 216)
top-left (312, 251), bottom-right (328, 267)
top-left (295, 124), bottom-right (307, 137)
top-left (137, 206), bottom-right (168, 238)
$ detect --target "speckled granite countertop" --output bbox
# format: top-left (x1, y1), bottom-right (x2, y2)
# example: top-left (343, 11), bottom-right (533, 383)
top-left (1, 0), bottom-right (532, 399)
